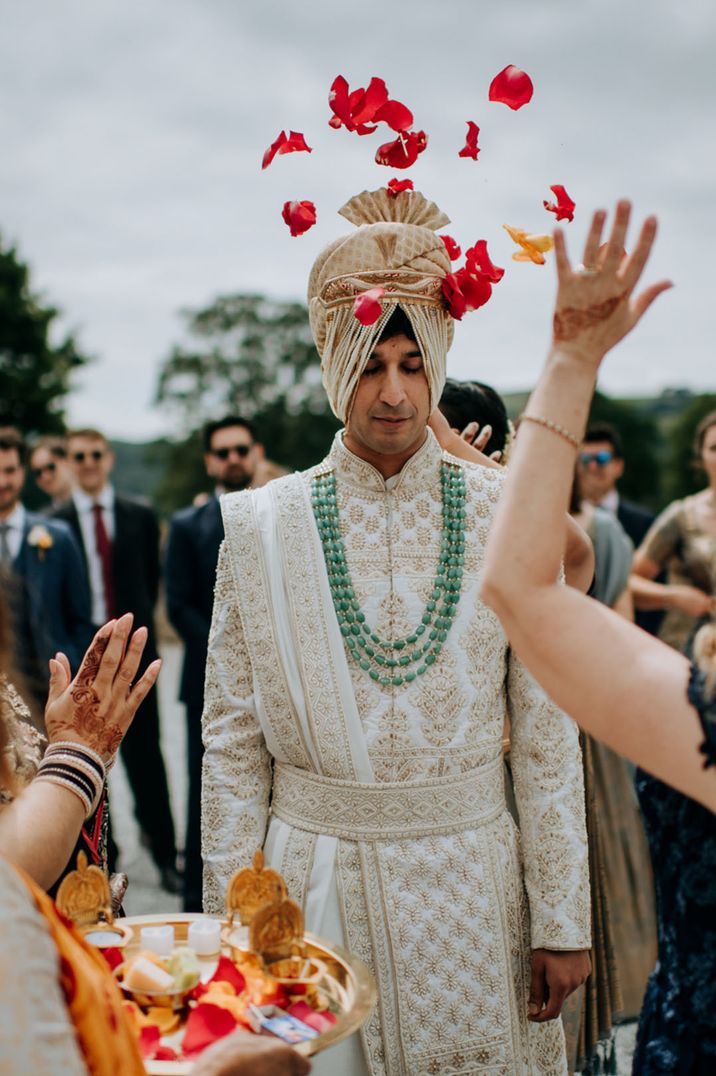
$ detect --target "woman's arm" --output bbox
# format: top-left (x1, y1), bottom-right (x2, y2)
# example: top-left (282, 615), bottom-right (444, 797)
top-left (630, 551), bottom-right (714, 616)
top-left (481, 202), bottom-right (716, 812)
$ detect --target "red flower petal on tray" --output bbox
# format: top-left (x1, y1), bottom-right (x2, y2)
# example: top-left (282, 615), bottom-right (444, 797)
top-left (465, 239), bottom-right (505, 283)
top-left (543, 184), bottom-right (575, 223)
top-left (210, 955), bottom-right (247, 994)
top-left (287, 1001), bottom-right (338, 1033)
top-left (458, 121), bottom-right (480, 160)
top-left (440, 235), bottom-right (462, 261)
top-left (488, 65), bottom-right (534, 110)
top-left (100, 947), bottom-right (124, 972)
top-left (182, 1004), bottom-right (239, 1056)
top-left (354, 287), bottom-right (386, 326)
top-left (155, 1045), bottom-right (179, 1061)
top-left (386, 177), bottom-right (414, 197)
top-left (375, 130), bottom-right (427, 169)
top-left (281, 200), bottom-right (317, 237)
top-left (262, 130), bottom-right (312, 170)
top-left (139, 1026), bottom-right (161, 1060)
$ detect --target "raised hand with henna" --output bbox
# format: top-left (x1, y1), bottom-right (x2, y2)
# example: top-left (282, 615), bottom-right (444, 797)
top-left (45, 613), bottom-right (162, 765)
top-left (551, 199), bottom-right (672, 370)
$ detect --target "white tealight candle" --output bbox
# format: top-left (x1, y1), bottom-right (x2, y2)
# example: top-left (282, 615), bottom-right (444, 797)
top-left (140, 924), bottom-right (175, 956)
top-left (187, 918), bottom-right (222, 956)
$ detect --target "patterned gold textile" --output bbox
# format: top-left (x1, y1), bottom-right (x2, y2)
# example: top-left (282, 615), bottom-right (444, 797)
top-left (307, 189), bottom-right (454, 421)
top-left (202, 430), bottom-right (591, 1075)
top-left (0, 675), bottom-right (44, 804)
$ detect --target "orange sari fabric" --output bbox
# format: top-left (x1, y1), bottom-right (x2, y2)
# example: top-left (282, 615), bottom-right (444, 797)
top-left (16, 865), bottom-right (145, 1076)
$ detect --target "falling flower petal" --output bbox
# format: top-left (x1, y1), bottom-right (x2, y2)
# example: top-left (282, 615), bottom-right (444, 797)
top-left (386, 178), bottom-right (414, 197)
top-left (442, 273), bottom-right (468, 320)
top-left (488, 65), bottom-right (534, 110)
top-left (543, 184), bottom-right (575, 223)
top-left (503, 224), bottom-right (554, 265)
top-left (459, 270), bottom-right (493, 311)
top-left (375, 130), bottom-right (428, 169)
top-left (354, 287), bottom-right (386, 326)
top-left (282, 200), bottom-right (317, 237)
top-left (262, 130), bottom-right (312, 170)
top-left (465, 239), bottom-right (505, 282)
top-left (440, 235), bottom-right (462, 261)
top-left (374, 98), bottom-right (414, 132)
top-left (183, 1004), bottom-right (239, 1056)
top-left (458, 121), bottom-right (480, 160)
top-left (329, 74), bottom-right (415, 135)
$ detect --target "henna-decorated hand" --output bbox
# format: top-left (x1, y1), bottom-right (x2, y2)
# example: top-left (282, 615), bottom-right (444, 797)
top-left (44, 613), bottom-right (162, 765)
top-left (551, 200), bottom-right (672, 368)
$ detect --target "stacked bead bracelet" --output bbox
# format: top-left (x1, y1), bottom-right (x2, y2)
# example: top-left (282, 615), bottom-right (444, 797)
top-left (312, 461), bottom-right (466, 686)
top-left (35, 741), bottom-right (106, 819)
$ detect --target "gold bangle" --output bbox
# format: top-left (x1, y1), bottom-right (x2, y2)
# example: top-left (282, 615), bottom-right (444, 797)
top-left (519, 413), bottom-right (581, 449)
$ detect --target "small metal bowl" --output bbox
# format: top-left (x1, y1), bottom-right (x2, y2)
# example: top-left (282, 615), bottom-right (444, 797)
top-left (114, 963), bottom-right (201, 1012)
top-left (267, 955), bottom-right (327, 996)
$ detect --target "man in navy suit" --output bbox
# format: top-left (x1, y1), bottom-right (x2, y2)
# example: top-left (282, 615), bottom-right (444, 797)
top-left (53, 427), bottom-right (181, 894)
top-left (579, 422), bottom-right (662, 633)
top-left (165, 415), bottom-right (261, 910)
top-left (0, 428), bottom-right (92, 709)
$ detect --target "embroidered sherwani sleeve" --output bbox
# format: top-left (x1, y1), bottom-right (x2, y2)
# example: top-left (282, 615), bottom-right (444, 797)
top-left (201, 542), bottom-right (272, 913)
top-left (507, 648), bottom-right (591, 951)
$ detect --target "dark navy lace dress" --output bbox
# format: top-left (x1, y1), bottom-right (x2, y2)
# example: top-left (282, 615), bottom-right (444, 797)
top-left (632, 664), bottom-right (716, 1074)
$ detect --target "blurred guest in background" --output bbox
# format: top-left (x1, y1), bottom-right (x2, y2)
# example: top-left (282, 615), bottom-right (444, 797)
top-left (580, 423), bottom-right (662, 634)
top-left (165, 415), bottom-right (260, 911)
top-left (29, 436), bottom-right (75, 509)
top-left (0, 427), bottom-right (91, 708)
top-left (438, 377), bottom-right (510, 462)
top-left (631, 411), bottom-right (716, 656)
top-left (53, 428), bottom-right (180, 894)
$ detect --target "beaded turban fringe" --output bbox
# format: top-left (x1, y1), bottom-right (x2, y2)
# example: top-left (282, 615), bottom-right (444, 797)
top-left (307, 188), bottom-right (455, 423)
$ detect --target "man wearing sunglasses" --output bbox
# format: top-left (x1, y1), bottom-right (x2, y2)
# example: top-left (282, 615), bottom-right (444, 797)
top-left (29, 437), bottom-right (75, 509)
top-left (164, 416), bottom-right (260, 910)
top-left (53, 428), bottom-right (181, 894)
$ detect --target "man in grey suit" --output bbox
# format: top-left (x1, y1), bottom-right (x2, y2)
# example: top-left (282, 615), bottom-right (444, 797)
top-left (0, 427), bottom-right (91, 709)
top-left (165, 415), bottom-right (261, 910)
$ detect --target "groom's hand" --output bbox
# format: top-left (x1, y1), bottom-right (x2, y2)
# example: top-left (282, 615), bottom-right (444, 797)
top-left (528, 949), bottom-right (591, 1021)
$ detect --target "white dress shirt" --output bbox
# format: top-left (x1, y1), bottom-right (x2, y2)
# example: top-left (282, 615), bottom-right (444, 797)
top-left (599, 488), bottom-right (620, 514)
top-left (72, 486), bottom-right (115, 625)
top-left (0, 503), bottom-right (26, 562)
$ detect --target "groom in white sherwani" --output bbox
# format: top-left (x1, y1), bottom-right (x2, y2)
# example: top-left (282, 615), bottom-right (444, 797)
top-left (201, 187), bottom-right (591, 1075)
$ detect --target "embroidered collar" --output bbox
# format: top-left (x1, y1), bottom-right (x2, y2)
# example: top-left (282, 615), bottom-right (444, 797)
top-left (325, 428), bottom-right (444, 496)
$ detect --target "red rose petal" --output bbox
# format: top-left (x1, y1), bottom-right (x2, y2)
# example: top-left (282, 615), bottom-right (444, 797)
top-left (488, 65), bottom-right (534, 110)
top-left (543, 184), bottom-right (576, 223)
top-left (287, 1001), bottom-right (338, 1033)
top-left (374, 98), bottom-right (414, 132)
top-left (459, 269), bottom-right (493, 311)
top-left (442, 273), bottom-right (468, 321)
top-left (139, 1026), bottom-right (161, 1060)
top-left (354, 287), bottom-right (386, 326)
top-left (155, 1045), bottom-right (179, 1061)
top-left (440, 235), bottom-right (462, 261)
top-left (351, 77), bottom-right (389, 126)
top-left (328, 75), bottom-right (353, 129)
top-left (458, 121), bottom-right (480, 161)
top-left (465, 239), bottom-right (505, 283)
top-left (281, 200), bottom-right (317, 237)
top-left (182, 1004), bottom-right (239, 1056)
top-left (210, 955), bottom-right (247, 994)
top-left (100, 947), bottom-right (124, 972)
top-left (262, 130), bottom-right (312, 171)
top-left (375, 130), bottom-right (427, 169)
top-left (386, 178), bottom-right (414, 197)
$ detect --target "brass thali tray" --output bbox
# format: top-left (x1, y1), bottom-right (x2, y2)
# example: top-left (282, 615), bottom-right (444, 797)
top-left (116, 913), bottom-right (376, 1074)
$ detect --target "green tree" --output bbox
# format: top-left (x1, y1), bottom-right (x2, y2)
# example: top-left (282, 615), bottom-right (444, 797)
top-left (588, 390), bottom-right (663, 508)
top-left (0, 236), bottom-right (89, 432)
top-left (664, 393), bottom-right (716, 502)
top-left (155, 293), bottom-right (339, 512)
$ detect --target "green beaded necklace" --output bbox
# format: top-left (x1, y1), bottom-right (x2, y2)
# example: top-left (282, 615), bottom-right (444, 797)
top-left (311, 461), bottom-right (467, 686)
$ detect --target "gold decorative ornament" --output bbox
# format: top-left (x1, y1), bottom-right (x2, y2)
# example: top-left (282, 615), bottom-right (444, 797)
top-left (249, 896), bottom-right (305, 964)
top-left (225, 848), bottom-right (287, 927)
top-left (55, 851), bottom-right (133, 947)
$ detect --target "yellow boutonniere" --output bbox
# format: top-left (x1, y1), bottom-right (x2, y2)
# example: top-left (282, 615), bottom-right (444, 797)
top-left (27, 524), bottom-right (54, 561)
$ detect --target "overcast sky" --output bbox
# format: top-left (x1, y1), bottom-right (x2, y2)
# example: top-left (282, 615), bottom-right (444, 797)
top-left (2, 0), bottom-right (714, 439)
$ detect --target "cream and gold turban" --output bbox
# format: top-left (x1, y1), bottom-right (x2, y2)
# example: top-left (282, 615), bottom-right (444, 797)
top-left (308, 188), bottom-right (455, 422)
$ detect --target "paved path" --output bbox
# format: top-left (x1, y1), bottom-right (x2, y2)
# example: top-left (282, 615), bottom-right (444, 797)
top-left (109, 642), bottom-right (636, 1072)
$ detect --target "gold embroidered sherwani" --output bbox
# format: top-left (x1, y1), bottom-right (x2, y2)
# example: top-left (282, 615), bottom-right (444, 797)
top-left (202, 430), bottom-right (590, 1076)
